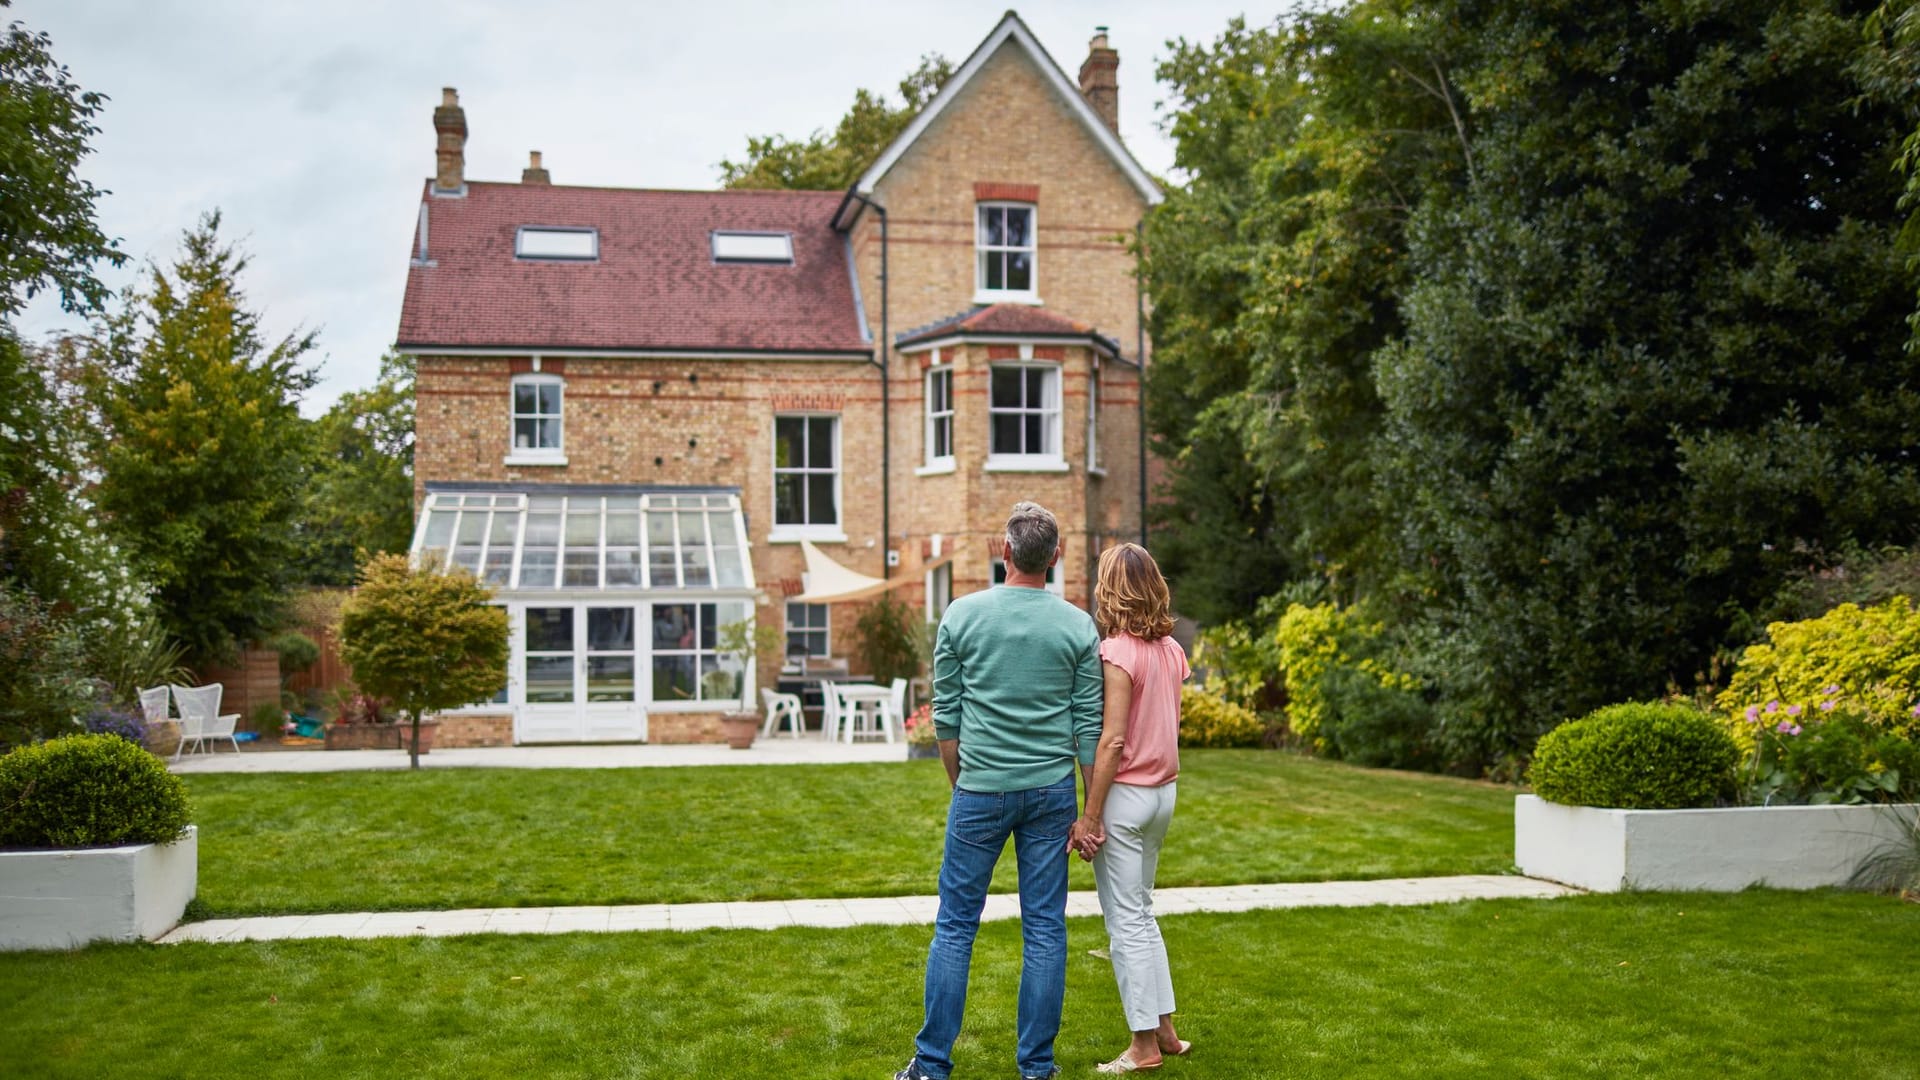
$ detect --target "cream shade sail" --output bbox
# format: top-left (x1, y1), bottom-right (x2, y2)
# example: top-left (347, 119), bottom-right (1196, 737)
top-left (793, 539), bottom-right (914, 603)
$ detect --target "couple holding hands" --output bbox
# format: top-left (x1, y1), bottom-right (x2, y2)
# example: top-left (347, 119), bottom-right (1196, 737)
top-left (896, 502), bottom-right (1191, 1080)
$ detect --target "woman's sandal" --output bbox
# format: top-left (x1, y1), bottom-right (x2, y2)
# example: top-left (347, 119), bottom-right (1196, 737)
top-left (1094, 1051), bottom-right (1162, 1074)
top-left (1160, 1039), bottom-right (1192, 1057)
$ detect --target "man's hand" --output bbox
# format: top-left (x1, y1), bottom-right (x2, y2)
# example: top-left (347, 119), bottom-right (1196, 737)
top-left (1068, 814), bottom-right (1104, 861)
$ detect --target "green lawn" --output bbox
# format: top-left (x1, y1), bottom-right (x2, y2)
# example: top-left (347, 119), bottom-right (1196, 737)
top-left (183, 751), bottom-right (1515, 917)
top-left (1, 891), bottom-right (1913, 1078)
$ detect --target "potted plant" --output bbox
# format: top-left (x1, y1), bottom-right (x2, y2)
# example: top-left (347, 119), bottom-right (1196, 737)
top-left (0, 733), bottom-right (197, 949)
top-left (905, 703), bottom-right (939, 759)
top-left (715, 616), bottom-right (786, 750)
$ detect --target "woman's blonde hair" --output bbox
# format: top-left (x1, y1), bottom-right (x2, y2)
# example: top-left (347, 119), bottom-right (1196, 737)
top-left (1093, 542), bottom-right (1175, 641)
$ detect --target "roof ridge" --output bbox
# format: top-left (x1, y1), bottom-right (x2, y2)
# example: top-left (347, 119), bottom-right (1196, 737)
top-left (450, 179), bottom-right (843, 197)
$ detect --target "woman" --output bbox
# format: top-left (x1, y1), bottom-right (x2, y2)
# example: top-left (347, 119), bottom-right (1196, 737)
top-left (1072, 542), bottom-right (1192, 1073)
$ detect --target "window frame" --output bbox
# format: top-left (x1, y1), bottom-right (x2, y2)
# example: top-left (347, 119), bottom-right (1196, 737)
top-left (784, 601), bottom-right (831, 668)
top-left (514, 226), bottom-right (599, 261)
top-left (507, 372), bottom-right (566, 466)
top-left (711, 230), bottom-right (795, 264)
top-left (985, 362), bottom-right (1065, 471)
top-left (924, 364), bottom-right (955, 471)
top-left (770, 413), bottom-right (845, 542)
top-left (990, 554), bottom-right (1064, 598)
top-left (974, 201), bottom-right (1038, 303)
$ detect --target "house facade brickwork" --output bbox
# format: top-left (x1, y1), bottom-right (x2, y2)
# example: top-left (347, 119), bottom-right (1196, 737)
top-left (399, 12), bottom-right (1158, 745)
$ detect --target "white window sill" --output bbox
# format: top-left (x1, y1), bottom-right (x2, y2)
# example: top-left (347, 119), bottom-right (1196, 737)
top-left (915, 460), bottom-right (957, 477)
top-left (972, 290), bottom-right (1042, 306)
top-left (768, 526), bottom-right (848, 544)
top-left (984, 456), bottom-right (1069, 473)
top-left (505, 453), bottom-right (568, 467)
top-left (1087, 466), bottom-right (1108, 479)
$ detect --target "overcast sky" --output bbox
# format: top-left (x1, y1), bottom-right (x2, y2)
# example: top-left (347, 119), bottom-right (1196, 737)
top-left (14, 0), bottom-right (1259, 413)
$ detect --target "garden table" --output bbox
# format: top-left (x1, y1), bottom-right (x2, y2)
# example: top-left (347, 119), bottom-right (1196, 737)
top-left (833, 683), bottom-right (898, 744)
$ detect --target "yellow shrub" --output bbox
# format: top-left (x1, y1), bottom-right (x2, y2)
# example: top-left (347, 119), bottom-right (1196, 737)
top-left (1179, 686), bottom-right (1265, 748)
top-left (1275, 602), bottom-right (1419, 751)
top-left (1716, 596), bottom-right (1920, 741)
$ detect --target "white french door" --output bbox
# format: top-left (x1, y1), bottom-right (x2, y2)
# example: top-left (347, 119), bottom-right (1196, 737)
top-left (517, 604), bottom-right (648, 743)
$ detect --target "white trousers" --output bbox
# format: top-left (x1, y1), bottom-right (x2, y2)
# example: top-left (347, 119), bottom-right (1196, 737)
top-left (1091, 780), bottom-right (1177, 1031)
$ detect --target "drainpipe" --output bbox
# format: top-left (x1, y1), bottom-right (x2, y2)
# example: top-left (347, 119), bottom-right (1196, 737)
top-left (849, 192), bottom-right (891, 578)
top-left (1135, 218), bottom-right (1148, 548)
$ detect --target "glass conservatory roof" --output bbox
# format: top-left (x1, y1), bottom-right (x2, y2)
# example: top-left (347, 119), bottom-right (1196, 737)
top-left (410, 487), bottom-right (752, 593)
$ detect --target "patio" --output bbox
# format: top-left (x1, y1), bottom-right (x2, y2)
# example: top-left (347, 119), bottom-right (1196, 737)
top-left (165, 733), bottom-right (907, 774)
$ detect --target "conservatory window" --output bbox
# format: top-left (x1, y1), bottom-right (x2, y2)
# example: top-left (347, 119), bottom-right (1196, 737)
top-left (412, 491), bottom-right (750, 592)
top-left (651, 601), bottom-right (751, 703)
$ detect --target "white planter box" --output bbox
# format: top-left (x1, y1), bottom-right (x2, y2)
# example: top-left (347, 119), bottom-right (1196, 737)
top-left (0, 825), bottom-right (198, 950)
top-left (1515, 795), bottom-right (1918, 893)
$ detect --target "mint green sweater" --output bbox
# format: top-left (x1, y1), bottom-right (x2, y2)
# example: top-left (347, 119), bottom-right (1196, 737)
top-left (931, 585), bottom-right (1104, 792)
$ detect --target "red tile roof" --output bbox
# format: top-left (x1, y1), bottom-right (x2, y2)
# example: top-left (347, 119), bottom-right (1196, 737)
top-left (397, 181), bottom-right (870, 355)
top-left (896, 303), bottom-right (1118, 352)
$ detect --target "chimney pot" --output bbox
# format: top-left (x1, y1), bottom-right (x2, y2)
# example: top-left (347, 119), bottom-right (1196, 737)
top-left (1078, 29), bottom-right (1120, 136)
top-left (433, 87), bottom-right (468, 195)
top-left (522, 150), bottom-right (551, 185)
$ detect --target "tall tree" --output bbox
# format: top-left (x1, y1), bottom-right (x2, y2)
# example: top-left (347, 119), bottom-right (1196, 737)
top-left (294, 352), bottom-right (416, 587)
top-left (1373, 0), bottom-right (1920, 767)
top-left (0, 8), bottom-right (122, 316)
top-left (84, 212), bottom-right (317, 664)
top-left (1141, 7), bottom-right (1465, 621)
top-left (719, 54), bottom-right (952, 190)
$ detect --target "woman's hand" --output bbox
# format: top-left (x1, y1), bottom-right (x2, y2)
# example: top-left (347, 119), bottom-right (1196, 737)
top-left (1069, 814), bottom-right (1105, 861)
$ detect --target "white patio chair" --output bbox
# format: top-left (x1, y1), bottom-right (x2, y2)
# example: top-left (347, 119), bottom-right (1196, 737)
top-left (883, 677), bottom-right (908, 744)
top-left (760, 687), bottom-right (805, 739)
top-left (819, 680), bottom-right (844, 743)
top-left (138, 685), bottom-right (172, 727)
top-left (170, 683), bottom-right (241, 759)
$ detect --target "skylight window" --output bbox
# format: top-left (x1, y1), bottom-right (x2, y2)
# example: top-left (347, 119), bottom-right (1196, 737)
top-left (712, 231), bottom-right (793, 263)
top-left (516, 227), bottom-right (598, 260)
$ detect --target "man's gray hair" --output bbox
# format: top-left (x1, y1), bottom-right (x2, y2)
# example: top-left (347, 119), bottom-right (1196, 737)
top-left (1004, 501), bottom-right (1059, 575)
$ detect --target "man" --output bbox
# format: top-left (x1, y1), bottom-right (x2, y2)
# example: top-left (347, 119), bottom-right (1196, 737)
top-left (896, 502), bottom-right (1105, 1080)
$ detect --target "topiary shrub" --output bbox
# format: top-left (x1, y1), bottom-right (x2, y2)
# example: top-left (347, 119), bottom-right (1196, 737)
top-left (1529, 703), bottom-right (1738, 810)
top-left (0, 733), bottom-right (192, 848)
top-left (1179, 686), bottom-right (1265, 748)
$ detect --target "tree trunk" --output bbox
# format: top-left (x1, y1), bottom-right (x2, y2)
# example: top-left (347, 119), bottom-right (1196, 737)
top-left (408, 710), bottom-right (421, 770)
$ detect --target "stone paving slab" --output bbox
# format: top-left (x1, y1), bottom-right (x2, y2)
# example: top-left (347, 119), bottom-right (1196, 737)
top-left (157, 875), bottom-right (1578, 945)
top-left (167, 736), bottom-right (908, 775)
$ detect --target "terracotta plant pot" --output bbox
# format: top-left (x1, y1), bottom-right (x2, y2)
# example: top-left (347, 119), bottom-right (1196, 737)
top-left (720, 712), bottom-right (759, 750)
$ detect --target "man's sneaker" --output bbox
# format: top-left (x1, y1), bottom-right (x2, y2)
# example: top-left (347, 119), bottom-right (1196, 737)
top-left (893, 1061), bottom-right (932, 1080)
top-left (1021, 1068), bottom-right (1061, 1080)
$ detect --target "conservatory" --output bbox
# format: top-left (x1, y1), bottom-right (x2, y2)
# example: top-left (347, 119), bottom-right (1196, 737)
top-left (408, 484), bottom-right (758, 743)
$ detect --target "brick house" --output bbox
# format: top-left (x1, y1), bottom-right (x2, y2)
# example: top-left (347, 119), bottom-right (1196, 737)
top-left (398, 12), bottom-right (1160, 745)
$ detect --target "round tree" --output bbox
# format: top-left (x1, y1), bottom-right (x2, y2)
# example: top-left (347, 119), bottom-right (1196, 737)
top-left (337, 553), bottom-right (508, 769)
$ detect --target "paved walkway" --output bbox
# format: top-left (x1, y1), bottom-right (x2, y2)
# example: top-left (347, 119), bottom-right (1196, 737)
top-left (158, 875), bottom-right (1575, 944)
top-left (167, 736), bottom-right (906, 774)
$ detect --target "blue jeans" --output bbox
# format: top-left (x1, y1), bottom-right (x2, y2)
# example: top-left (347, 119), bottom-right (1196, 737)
top-left (914, 771), bottom-right (1077, 1079)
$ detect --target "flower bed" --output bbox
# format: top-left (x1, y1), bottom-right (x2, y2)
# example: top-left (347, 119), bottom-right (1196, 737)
top-left (1515, 795), bottom-right (1917, 892)
top-left (0, 827), bottom-right (198, 949)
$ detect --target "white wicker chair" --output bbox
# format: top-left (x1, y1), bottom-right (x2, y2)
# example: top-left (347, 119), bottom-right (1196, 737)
top-left (138, 685), bottom-right (172, 727)
top-left (760, 687), bottom-right (805, 738)
top-left (170, 683), bottom-right (241, 759)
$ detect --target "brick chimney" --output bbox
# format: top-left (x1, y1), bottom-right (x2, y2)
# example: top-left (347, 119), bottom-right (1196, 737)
top-left (433, 87), bottom-right (467, 194)
top-left (522, 150), bottom-right (550, 185)
top-left (1078, 27), bottom-right (1119, 136)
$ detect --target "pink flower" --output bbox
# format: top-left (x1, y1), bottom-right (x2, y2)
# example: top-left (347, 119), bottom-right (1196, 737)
top-left (1745, 705), bottom-right (1761, 723)
top-left (1765, 701), bottom-right (1781, 715)
top-left (1821, 685), bottom-right (1840, 697)
top-left (1819, 700), bottom-right (1836, 712)
top-left (1785, 704), bottom-right (1803, 717)
top-left (1776, 720), bottom-right (1802, 736)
